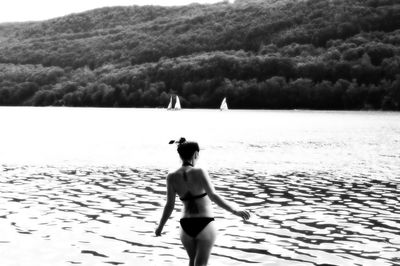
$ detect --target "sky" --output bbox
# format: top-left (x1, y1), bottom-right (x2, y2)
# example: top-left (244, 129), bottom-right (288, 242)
top-left (0, 0), bottom-right (228, 23)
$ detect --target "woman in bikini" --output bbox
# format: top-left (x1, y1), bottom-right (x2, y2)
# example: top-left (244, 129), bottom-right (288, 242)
top-left (155, 138), bottom-right (250, 266)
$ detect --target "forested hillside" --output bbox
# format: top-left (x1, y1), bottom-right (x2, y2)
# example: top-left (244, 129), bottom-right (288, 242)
top-left (0, 0), bottom-right (399, 109)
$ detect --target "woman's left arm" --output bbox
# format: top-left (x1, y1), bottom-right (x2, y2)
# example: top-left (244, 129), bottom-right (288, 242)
top-left (155, 174), bottom-right (176, 236)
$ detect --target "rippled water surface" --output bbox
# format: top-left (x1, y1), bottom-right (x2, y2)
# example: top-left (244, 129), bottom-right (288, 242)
top-left (0, 107), bottom-right (399, 265)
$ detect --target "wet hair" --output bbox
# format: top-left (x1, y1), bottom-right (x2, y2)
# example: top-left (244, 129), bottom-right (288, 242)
top-left (169, 137), bottom-right (200, 161)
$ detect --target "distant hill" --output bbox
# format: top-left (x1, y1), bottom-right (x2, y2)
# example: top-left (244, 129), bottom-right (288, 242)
top-left (0, 0), bottom-right (399, 109)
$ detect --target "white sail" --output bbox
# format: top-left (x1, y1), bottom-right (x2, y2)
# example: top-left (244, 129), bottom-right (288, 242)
top-left (220, 97), bottom-right (228, 110)
top-left (174, 96), bottom-right (181, 110)
top-left (167, 96), bottom-right (172, 109)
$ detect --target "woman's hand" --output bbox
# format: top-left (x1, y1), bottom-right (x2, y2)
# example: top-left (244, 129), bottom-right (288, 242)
top-left (234, 209), bottom-right (251, 220)
top-left (155, 226), bottom-right (163, 236)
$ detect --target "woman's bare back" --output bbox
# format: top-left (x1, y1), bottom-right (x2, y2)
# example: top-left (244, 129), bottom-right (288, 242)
top-left (170, 167), bottom-right (213, 218)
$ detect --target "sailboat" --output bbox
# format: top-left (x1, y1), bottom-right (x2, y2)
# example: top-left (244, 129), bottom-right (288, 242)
top-left (167, 95), bottom-right (181, 110)
top-left (174, 96), bottom-right (181, 110)
top-left (220, 97), bottom-right (228, 111)
top-left (167, 96), bottom-right (173, 110)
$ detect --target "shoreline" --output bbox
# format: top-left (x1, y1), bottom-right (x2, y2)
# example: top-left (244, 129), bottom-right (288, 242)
top-left (0, 105), bottom-right (399, 113)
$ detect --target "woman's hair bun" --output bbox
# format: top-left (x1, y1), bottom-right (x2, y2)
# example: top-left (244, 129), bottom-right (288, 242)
top-left (169, 137), bottom-right (186, 145)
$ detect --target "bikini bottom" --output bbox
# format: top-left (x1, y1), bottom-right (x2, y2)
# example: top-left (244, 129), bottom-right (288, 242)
top-left (180, 217), bottom-right (215, 238)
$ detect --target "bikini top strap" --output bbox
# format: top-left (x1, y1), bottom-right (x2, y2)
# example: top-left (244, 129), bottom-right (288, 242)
top-left (180, 192), bottom-right (207, 201)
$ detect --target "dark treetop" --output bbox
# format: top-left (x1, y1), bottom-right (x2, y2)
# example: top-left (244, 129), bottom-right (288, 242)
top-left (0, 0), bottom-right (399, 110)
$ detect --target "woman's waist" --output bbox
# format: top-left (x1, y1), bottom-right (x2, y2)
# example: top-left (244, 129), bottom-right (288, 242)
top-left (181, 209), bottom-right (214, 219)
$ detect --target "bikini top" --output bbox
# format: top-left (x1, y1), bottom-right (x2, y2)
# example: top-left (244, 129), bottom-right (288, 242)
top-left (180, 162), bottom-right (207, 213)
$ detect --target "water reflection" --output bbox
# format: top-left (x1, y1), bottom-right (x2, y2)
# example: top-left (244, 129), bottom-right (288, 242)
top-left (0, 165), bottom-right (399, 265)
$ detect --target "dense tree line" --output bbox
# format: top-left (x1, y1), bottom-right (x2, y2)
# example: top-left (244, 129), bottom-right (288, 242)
top-left (1, 0), bottom-right (399, 68)
top-left (0, 0), bottom-right (399, 110)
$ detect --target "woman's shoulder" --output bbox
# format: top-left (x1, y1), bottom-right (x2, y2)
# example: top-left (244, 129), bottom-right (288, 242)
top-left (190, 167), bottom-right (208, 177)
top-left (167, 166), bottom-right (208, 178)
top-left (167, 169), bottom-right (180, 178)
top-left (166, 167), bottom-right (186, 179)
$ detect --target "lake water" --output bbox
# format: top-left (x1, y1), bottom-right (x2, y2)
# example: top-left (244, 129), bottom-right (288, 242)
top-left (0, 107), bottom-right (399, 266)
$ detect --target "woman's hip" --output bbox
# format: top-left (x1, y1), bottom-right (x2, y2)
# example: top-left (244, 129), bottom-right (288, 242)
top-left (180, 217), bottom-right (216, 240)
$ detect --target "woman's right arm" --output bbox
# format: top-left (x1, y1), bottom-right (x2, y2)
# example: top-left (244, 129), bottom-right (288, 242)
top-left (199, 169), bottom-right (250, 220)
top-left (155, 173), bottom-right (176, 236)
